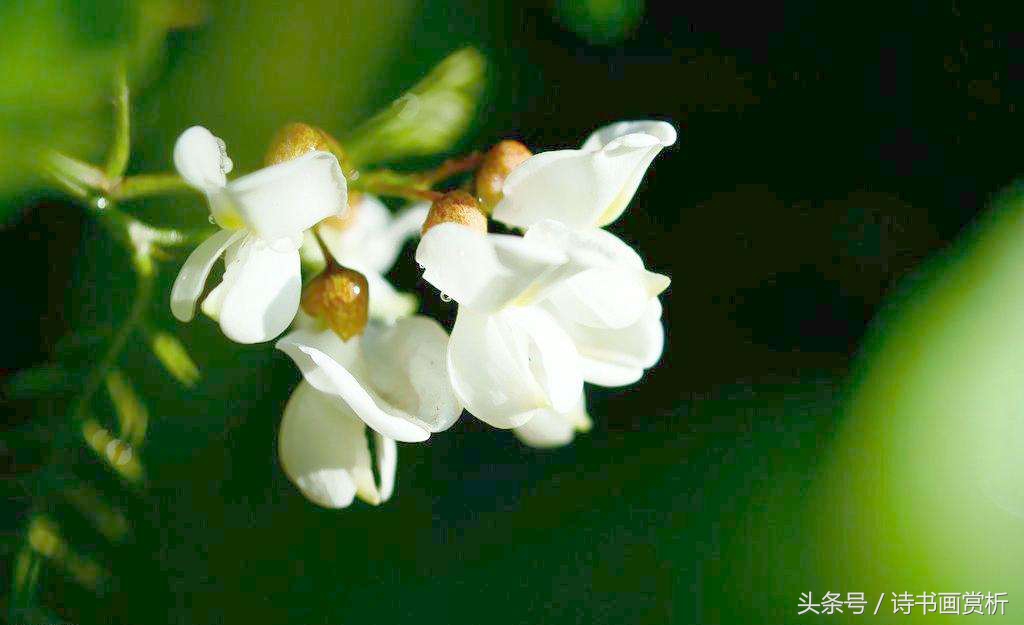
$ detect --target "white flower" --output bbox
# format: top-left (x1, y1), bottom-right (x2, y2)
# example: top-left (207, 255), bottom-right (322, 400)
top-left (279, 380), bottom-right (396, 508)
top-left (415, 219), bottom-right (668, 429)
top-left (169, 126), bottom-right (347, 343)
top-left (276, 315), bottom-right (462, 444)
top-left (493, 120), bottom-right (676, 231)
top-left (303, 195), bottom-right (428, 322)
top-left (512, 393), bottom-right (592, 448)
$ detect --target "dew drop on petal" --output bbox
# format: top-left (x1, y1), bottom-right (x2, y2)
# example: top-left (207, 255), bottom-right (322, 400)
top-left (208, 215), bottom-right (217, 224)
top-left (440, 292), bottom-right (452, 302)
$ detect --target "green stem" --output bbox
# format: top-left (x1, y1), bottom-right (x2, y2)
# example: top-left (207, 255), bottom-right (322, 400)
top-left (104, 65), bottom-right (131, 181)
top-left (112, 173), bottom-right (194, 200)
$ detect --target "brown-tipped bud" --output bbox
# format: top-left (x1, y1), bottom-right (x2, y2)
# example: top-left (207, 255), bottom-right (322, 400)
top-left (301, 266), bottom-right (369, 341)
top-left (475, 140), bottom-right (532, 212)
top-left (422, 190), bottom-right (487, 236)
top-left (265, 123), bottom-right (335, 166)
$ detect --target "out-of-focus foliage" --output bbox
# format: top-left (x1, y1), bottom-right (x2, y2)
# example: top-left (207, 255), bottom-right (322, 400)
top-left (341, 47), bottom-right (487, 167)
top-left (553, 0), bottom-right (645, 44)
top-left (0, 0), bottom-right (197, 211)
top-left (803, 186), bottom-right (1024, 622)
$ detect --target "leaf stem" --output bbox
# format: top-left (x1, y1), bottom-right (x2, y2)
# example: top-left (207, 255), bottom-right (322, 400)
top-left (104, 65), bottom-right (131, 181)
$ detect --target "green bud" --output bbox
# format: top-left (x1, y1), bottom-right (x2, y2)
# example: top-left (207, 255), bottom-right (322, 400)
top-left (149, 330), bottom-right (200, 388)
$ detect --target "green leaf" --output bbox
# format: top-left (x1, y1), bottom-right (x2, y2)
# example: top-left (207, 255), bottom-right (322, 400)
top-left (0, 0), bottom-right (186, 214)
top-left (146, 329), bottom-right (200, 388)
top-left (553, 0), bottom-right (645, 44)
top-left (104, 369), bottom-right (148, 447)
top-left (5, 365), bottom-right (83, 399)
top-left (342, 47), bottom-right (487, 166)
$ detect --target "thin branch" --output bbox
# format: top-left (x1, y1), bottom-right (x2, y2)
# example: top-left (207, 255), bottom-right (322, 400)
top-left (112, 173), bottom-right (194, 201)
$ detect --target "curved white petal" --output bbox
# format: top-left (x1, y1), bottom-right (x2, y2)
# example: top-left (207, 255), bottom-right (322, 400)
top-left (493, 121), bottom-right (676, 229)
top-left (320, 197), bottom-right (428, 275)
top-left (580, 120), bottom-right (677, 152)
top-left (415, 223), bottom-right (567, 312)
top-left (276, 329), bottom-right (431, 443)
top-left (513, 393), bottom-right (591, 448)
top-left (360, 316), bottom-right (463, 433)
top-left (278, 381), bottom-right (378, 508)
top-left (220, 151), bottom-right (346, 242)
top-left (213, 239), bottom-right (302, 343)
top-left (526, 221), bottom-right (670, 329)
top-left (173, 126), bottom-right (232, 189)
top-left (170, 229), bottom-right (243, 322)
top-left (447, 307), bottom-right (581, 428)
top-left (374, 432), bottom-right (397, 502)
top-left (551, 299), bottom-right (665, 387)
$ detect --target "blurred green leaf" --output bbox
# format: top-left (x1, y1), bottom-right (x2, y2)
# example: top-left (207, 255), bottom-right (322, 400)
top-left (104, 369), bottom-right (148, 448)
top-left (342, 47), bottom-right (487, 166)
top-left (553, 0), bottom-right (645, 44)
top-left (0, 0), bottom-right (189, 211)
top-left (63, 483), bottom-right (131, 543)
top-left (807, 183), bottom-right (1024, 612)
top-left (5, 364), bottom-right (84, 399)
top-left (146, 329), bottom-right (200, 387)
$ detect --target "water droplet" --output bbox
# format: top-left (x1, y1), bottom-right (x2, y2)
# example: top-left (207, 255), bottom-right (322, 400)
top-left (440, 293), bottom-right (452, 302)
top-left (208, 215), bottom-right (216, 224)
top-left (95, 197), bottom-right (108, 210)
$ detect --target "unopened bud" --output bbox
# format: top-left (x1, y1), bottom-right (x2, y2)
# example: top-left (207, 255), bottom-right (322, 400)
top-left (265, 123), bottom-right (337, 166)
top-left (301, 265), bottom-right (369, 341)
top-left (422, 190), bottom-right (487, 235)
top-left (475, 140), bottom-right (532, 212)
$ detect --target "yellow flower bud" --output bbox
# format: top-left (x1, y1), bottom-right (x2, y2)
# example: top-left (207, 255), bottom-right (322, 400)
top-left (301, 265), bottom-right (369, 341)
top-left (475, 140), bottom-right (532, 212)
top-left (265, 122), bottom-right (340, 166)
top-left (422, 190), bottom-right (487, 235)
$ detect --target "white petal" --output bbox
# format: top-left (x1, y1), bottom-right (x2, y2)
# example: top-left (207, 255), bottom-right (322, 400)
top-left (526, 221), bottom-right (670, 329)
top-left (580, 120), bottom-right (678, 152)
top-left (220, 151), bottom-right (347, 242)
top-left (320, 197), bottom-right (428, 275)
top-left (552, 299), bottom-right (665, 387)
top-left (214, 238), bottom-right (302, 343)
top-left (170, 229), bottom-right (243, 322)
top-left (493, 121), bottom-right (676, 229)
top-left (415, 223), bottom-right (567, 311)
top-left (513, 393), bottom-right (592, 448)
top-left (365, 272), bottom-right (418, 322)
top-left (375, 432), bottom-right (397, 502)
top-left (276, 329), bottom-right (431, 443)
top-left (278, 381), bottom-right (378, 508)
top-left (447, 306), bottom-right (581, 428)
top-left (360, 316), bottom-right (463, 433)
top-left (173, 126), bottom-right (232, 189)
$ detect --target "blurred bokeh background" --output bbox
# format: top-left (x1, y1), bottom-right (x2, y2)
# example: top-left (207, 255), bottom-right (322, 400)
top-left (3, 1), bottom-right (1024, 623)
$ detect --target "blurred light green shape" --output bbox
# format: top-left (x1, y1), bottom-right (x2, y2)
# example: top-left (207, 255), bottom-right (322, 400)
top-left (147, 330), bottom-right (201, 387)
top-left (341, 47), bottom-right (487, 167)
top-left (808, 186), bottom-right (1024, 623)
top-left (554, 0), bottom-right (645, 44)
top-left (104, 369), bottom-right (149, 447)
top-left (63, 483), bottom-right (131, 543)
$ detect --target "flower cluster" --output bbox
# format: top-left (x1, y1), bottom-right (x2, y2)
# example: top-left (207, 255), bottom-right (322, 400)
top-left (171, 120), bottom-right (674, 508)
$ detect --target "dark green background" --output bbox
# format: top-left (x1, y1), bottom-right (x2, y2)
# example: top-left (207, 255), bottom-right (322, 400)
top-left (4, 1), bottom-right (1024, 623)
